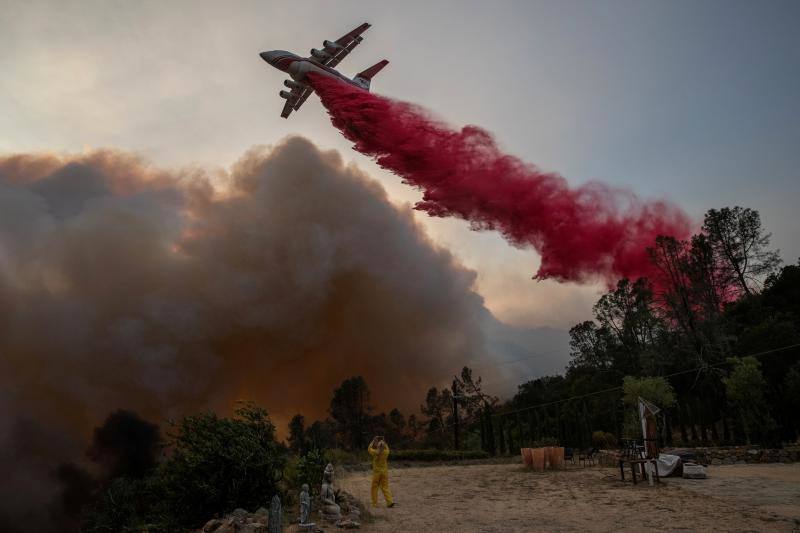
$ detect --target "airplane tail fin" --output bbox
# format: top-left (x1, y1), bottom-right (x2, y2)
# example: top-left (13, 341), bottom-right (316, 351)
top-left (353, 59), bottom-right (389, 90)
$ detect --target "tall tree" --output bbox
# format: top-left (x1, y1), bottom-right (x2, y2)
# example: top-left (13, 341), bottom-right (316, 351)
top-left (703, 207), bottom-right (781, 297)
top-left (406, 414), bottom-right (421, 445)
top-left (306, 419), bottom-right (336, 451)
top-left (592, 277), bottom-right (663, 373)
top-left (287, 414), bottom-right (307, 454)
top-left (648, 236), bottom-right (699, 343)
top-left (568, 321), bottom-right (615, 370)
top-left (456, 367), bottom-right (498, 455)
top-left (420, 387), bottom-right (453, 448)
top-left (329, 376), bottom-right (372, 450)
top-left (723, 356), bottom-right (776, 444)
top-left (387, 408), bottom-right (406, 446)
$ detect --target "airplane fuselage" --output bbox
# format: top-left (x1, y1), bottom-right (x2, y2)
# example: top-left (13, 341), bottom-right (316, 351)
top-left (259, 23), bottom-right (386, 118)
top-left (260, 50), bottom-right (365, 89)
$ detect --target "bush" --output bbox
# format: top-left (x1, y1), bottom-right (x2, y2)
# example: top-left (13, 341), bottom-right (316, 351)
top-left (83, 403), bottom-right (286, 531)
top-left (724, 356), bottom-right (778, 445)
top-left (324, 448), bottom-right (369, 465)
top-left (622, 376), bottom-right (676, 439)
top-left (528, 437), bottom-right (558, 448)
top-left (390, 449), bottom-right (490, 461)
top-left (591, 431), bottom-right (617, 449)
top-left (294, 449), bottom-right (327, 496)
top-left (156, 402), bottom-right (286, 529)
top-left (82, 477), bottom-right (164, 533)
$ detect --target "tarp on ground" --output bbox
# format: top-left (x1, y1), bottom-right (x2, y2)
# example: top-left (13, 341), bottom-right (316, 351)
top-left (645, 453), bottom-right (682, 477)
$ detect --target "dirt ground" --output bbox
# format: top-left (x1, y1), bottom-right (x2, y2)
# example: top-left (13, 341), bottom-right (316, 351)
top-left (337, 462), bottom-right (800, 532)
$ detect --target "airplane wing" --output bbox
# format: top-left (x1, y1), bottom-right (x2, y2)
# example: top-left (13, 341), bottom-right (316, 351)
top-left (280, 99), bottom-right (296, 119)
top-left (280, 23), bottom-right (370, 118)
top-left (321, 22), bottom-right (370, 69)
top-left (292, 87), bottom-right (313, 111)
top-left (280, 86), bottom-right (313, 118)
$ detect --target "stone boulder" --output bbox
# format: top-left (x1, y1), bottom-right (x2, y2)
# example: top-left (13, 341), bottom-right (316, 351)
top-left (196, 509), bottom-right (269, 533)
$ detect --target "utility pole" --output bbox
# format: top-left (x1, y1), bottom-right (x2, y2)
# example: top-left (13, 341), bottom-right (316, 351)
top-left (452, 378), bottom-right (460, 450)
top-left (485, 404), bottom-right (496, 456)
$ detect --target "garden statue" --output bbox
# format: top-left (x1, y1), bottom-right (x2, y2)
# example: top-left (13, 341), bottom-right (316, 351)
top-left (268, 494), bottom-right (282, 533)
top-left (299, 483), bottom-right (315, 528)
top-left (320, 462), bottom-right (342, 522)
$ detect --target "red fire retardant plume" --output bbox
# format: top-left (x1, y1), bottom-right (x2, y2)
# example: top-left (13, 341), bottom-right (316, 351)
top-left (308, 74), bottom-right (692, 284)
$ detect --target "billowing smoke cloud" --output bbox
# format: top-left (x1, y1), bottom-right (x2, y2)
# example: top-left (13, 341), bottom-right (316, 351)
top-left (0, 137), bottom-right (489, 527)
top-left (309, 74), bottom-right (693, 284)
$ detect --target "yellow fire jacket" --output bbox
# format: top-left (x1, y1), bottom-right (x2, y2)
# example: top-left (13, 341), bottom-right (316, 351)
top-left (368, 443), bottom-right (390, 473)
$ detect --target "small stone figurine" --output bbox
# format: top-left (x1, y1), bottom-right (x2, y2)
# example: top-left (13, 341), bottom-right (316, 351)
top-left (299, 483), bottom-right (315, 528)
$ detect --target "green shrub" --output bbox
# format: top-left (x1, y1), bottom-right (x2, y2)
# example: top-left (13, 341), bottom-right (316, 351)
top-left (591, 431), bottom-right (617, 449)
top-left (622, 376), bottom-right (676, 438)
top-left (82, 476), bottom-right (165, 533)
top-left (622, 376), bottom-right (675, 408)
top-left (390, 449), bottom-right (490, 461)
top-left (294, 449), bottom-right (327, 495)
top-left (528, 437), bottom-right (558, 448)
top-left (324, 448), bottom-right (368, 465)
top-left (156, 402), bottom-right (286, 529)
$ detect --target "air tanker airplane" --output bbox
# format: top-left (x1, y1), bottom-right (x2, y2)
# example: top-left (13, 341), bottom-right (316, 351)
top-left (259, 22), bottom-right (388, 118)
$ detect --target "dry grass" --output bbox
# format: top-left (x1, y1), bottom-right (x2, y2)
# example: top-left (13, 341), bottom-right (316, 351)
top-left (337, 462), bottom-right (800, 532)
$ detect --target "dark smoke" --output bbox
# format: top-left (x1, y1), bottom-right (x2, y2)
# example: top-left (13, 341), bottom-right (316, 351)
top-left (0, 137), bottom-right (490, 527)
top-left (308, 74), bottom-right (693, 284)
top-left (87, 410), bottom-right (160, 480)
top-left (53, 410), bottom-right (160, 530)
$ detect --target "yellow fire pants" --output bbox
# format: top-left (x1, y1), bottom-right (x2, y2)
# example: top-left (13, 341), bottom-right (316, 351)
top-left (370, 471), bottom-right (393, 506)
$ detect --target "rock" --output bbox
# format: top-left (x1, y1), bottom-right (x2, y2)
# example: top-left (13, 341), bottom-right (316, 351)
top-left (201, 518), bottom-right (225, 532)
top-left (255, 507), bottom-right (269, 518)
top-left (240, 524), bottom-right (268, 533)
top-left (335, 519), bottom-right (360, 529)
top-left (682, 464), bottom-right (708, 479)
top-left (321, 512), bottom-right (341, 524)
top-left (193, 509), bottom-right (271, 533)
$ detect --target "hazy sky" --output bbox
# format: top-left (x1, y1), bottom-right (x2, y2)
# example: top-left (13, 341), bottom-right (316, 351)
top-left (2, 0), bottom-right (799, 331)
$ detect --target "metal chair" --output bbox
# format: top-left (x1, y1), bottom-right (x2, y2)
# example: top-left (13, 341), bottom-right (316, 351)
top-left (578, 447), bottom-right (597, 467)
top-left (564, 447), bottom-right (575, 465)
top-left (618, 438), bottom-right (659, 485)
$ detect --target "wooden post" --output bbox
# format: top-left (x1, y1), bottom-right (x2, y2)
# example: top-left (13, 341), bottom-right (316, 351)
top-left (452, 378), bottom-right (460, 450)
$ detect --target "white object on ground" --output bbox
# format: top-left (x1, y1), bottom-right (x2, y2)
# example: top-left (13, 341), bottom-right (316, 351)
top-left (682, 463), bottom-right (708, 479)
top-left (656, 454), bottom-right (682, 477)
top-left (644, 453), bottom-right (683, 479)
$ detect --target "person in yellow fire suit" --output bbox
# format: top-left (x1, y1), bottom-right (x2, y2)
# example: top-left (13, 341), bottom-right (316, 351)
top-left (368, 435), bottom-right (394, 507)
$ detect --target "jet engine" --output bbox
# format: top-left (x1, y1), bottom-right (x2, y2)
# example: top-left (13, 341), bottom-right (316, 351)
top-left (279, 90), bottom-right (295, 100)
top-left (284, 79), bottom-right (306, 90)
top-left (310, 48), bottom-right (331, 60)
top-left (323, 40), bottom-right (344, 50)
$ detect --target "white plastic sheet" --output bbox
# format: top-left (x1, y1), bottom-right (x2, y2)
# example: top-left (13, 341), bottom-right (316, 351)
top-left (644, 454), bottom-right (682, 478)
top-left (656, 453), bottom-right (681, 476)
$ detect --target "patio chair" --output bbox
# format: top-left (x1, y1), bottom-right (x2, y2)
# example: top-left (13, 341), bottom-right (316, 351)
top-left (578, 447), bottom-right (597, 467)
top-left (618, 438), bottom-right (660, 485)
top-left (564, 447), bottom-right (575, 465)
